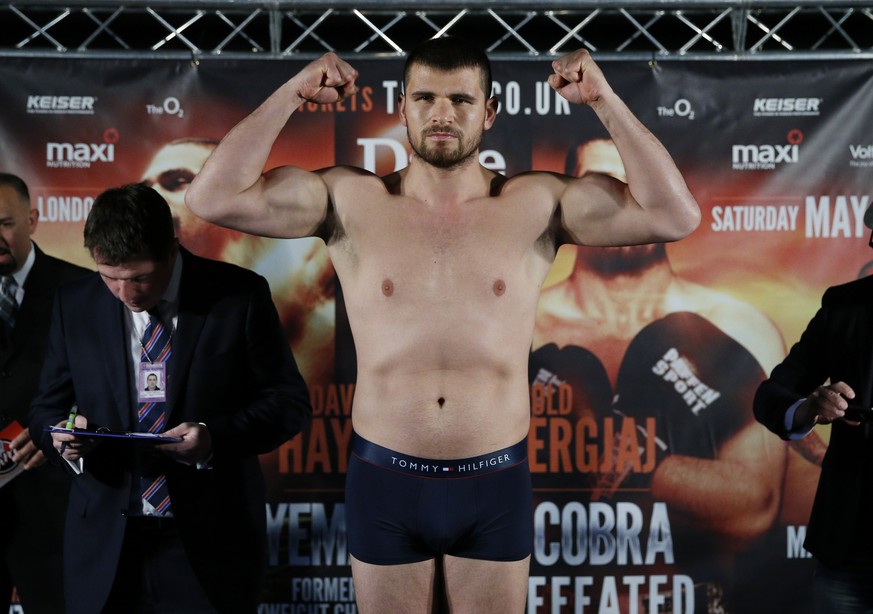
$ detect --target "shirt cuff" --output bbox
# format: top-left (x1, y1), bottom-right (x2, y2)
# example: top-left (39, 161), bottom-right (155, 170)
top-left (195, 422), bottom-right (212, 470)
top-left (196, 451), bottom-right (213, 471)
top-left (64, 456), bottom-right (84, 475)
top-left (784, 398), bottom-right (816, 440)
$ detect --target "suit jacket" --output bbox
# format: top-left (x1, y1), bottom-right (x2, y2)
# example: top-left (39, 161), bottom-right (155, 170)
top-left (754, 274), bottom-right (873, 570)
top-left (29, 248), bottom-right (312, 613)
top-left (0, 243), bottom-right (90, 612)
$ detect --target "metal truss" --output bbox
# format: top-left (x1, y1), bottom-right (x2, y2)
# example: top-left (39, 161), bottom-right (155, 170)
top-left (2, 1), bottom-right (872, 61)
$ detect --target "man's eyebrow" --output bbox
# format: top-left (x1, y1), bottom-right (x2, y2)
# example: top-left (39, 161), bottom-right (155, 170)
top-left (409, 89), bottom-right (476, 100)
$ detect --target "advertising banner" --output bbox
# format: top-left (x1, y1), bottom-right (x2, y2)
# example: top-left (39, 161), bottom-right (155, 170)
top-left (1, 54), bottom-right (870, 613)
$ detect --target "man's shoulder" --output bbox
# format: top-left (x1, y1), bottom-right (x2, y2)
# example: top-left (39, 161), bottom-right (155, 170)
top-left (27, 245), bottom-right (93, 300)
top-left (33, 244), bottom-right (91, 279)
top-left (51, 270), bottom-right (105, 308)
top-left (823, 274), bottom-right (873, 306)
top-left (180, 249), bottom-right (267, 291)
top-left (319, 165), bottom-right (394, 206)
top-left (183, 248), bottom-right (257, 275)
top-left (499, 170), bottom-right (566, 199)
top-left (322, 165), bottom-right (384, 185)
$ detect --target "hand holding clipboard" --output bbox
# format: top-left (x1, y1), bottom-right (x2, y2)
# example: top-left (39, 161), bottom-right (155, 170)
top-left (46, 426), bottom-right (183, 443)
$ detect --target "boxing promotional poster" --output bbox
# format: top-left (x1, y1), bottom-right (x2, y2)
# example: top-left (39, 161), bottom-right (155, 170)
top-left (1, 56), bottom-right (871, 613)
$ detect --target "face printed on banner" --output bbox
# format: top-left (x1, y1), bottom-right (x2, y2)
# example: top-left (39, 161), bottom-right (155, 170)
top-left (141, 139), bottom-right (218, 238)
top-left (400, 65), bottom-right (496, 170)
top-left (571, 138), bottom-right (627, 182)
top-left (0, 184), bottom-right (38, 275)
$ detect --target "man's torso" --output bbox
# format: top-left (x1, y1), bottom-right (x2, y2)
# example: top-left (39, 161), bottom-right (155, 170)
top-left (322, 167), bottom-right (562, 457)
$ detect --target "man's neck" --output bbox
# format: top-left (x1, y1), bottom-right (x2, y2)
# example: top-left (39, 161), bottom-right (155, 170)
top-left (401, 154), bottom-right (492, 206)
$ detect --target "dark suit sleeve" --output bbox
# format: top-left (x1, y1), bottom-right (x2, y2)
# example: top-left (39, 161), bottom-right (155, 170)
top-left (205, 274), bottom-right (312, 457)
top-left (753, 291), bottom-right (832, 439)
top-left (1, 248), bottom-right (90, 426)
top-left (27, 289), bottom-right (77, 458)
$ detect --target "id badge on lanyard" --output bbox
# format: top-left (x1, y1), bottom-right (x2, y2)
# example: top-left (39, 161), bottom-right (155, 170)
top-left (138, 361), bottom-right (168, 403)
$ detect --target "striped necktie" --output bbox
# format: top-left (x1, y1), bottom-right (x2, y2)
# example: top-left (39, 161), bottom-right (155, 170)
top-left (0, 276), bottom-right (18, 328)
top-left (138, 308), bottom-right (172, 515)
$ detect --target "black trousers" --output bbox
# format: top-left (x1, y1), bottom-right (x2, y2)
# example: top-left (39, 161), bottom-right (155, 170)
top-left (102, 516), bottom-right (216, 614)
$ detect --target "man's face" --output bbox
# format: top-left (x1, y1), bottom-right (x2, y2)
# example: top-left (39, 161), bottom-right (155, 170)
top-left (141, 142), bottom-right (215, 233)
top-left (146, 374), bottom-right (158, 390)
top-left (94, 247), bottom-right (176, 313)
top-left (0, 185), bottom-right (37, 276)
top-left (400, 65), bottom-right (496, 170)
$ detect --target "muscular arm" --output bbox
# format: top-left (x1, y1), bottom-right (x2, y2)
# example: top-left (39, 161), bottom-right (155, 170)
top-left (651, 420), bottom-right (785, 549)
top-left (185, 53), bottom-right (359, 239)
top-left (549, 50), bottom-right (700, 246)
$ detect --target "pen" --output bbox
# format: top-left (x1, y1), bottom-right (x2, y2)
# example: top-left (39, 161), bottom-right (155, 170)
top-left (65, 405), bottom-right (78, 429)
top-left (59, 405), bottom-right (78, 455)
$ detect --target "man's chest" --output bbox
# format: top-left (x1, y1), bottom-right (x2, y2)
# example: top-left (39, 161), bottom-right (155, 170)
top-left (337, 190), bottom-right (552, 257)
top-left (334, 209), bottom-right (551, 301)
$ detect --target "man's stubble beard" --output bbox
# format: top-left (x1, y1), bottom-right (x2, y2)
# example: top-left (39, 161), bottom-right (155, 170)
top-left (408, 126), bottom-right (482, 170)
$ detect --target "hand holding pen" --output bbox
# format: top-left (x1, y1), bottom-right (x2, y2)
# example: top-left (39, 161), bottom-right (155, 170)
top-left (51, 408), bottom-right (104, 462)
top-left (57, 405), bottom-right (78, 455)
top-left (55, 406), bottom-right (98, 462)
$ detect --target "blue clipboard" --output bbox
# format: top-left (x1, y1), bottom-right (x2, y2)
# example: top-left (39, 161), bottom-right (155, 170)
top-left (45, 426), bottom-right (182, 443)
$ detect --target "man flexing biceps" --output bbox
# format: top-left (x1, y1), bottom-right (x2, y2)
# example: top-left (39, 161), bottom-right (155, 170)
top-left (186, 39), bottom-right (699, 612)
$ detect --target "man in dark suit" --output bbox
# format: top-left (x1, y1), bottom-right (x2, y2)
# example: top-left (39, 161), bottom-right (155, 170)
top-left (29, 183), bottom-right (312, 613)
top-left (0, 172), bottom-right (90, 612)
top-left (754, 206), bottom-right (873, 612)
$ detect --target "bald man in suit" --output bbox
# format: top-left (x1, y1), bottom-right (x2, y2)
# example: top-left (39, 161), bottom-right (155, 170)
top-left (0, 172), bottom-right (90, 612)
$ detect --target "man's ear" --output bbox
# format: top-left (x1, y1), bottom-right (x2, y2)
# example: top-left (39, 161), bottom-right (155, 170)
top-left (26, 207), bottom-right (39, 236)
top-left (484, 96), bottom-right (498, 130)
top-left (398, 93), bottom-right (408, 127)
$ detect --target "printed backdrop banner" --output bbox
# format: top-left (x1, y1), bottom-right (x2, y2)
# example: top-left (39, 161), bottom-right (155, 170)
top-left (1, 55), bottom-right (871, 613)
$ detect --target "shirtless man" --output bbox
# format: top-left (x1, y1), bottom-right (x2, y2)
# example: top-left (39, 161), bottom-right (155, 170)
top-left (186, 38), bottom-right (700, 613)
top-left (532, 138), bottom-right (796, 611)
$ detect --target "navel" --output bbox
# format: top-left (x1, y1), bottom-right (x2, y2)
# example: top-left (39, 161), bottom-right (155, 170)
top-left (438, 397), bottom-right (445, 408)
top-left (381, 278), bottom-right (394, 297)
top-left (492, 279), bottom-right (506, 296)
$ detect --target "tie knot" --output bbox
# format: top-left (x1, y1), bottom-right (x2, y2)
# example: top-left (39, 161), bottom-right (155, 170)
top-left (0, 276), bottom-right (16, 295)
top-left (147, 303), bottom-right (167, 327)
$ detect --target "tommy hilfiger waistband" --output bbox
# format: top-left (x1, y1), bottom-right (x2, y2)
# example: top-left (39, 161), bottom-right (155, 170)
top-left (351, 433), bottom-right (527, 478)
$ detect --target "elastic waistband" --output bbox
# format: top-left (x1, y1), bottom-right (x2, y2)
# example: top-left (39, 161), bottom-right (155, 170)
top-left (352, 433), bottom-right (527, 478)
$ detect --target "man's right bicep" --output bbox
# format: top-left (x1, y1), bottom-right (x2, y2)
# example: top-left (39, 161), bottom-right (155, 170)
top-left (249, 166), bottom-right (331, 238)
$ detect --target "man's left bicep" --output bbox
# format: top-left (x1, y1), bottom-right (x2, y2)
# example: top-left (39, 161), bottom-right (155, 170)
top-left (558, 174), bottom-right (645, 246)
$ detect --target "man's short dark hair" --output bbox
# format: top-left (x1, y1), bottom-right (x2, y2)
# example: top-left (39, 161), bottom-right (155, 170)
top-left (83, 183), bottom-right (176, 264)
top-left (0, 172), bottom-right (31, 205)
top-left (404, 36), bottom-right (492, 98)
